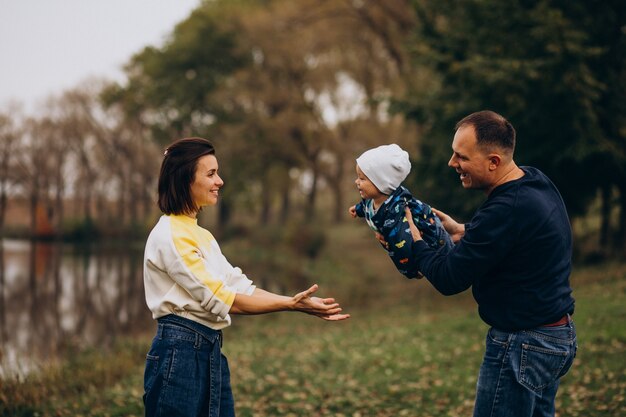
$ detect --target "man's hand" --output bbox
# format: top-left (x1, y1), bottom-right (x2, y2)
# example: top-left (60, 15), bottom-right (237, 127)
top-left (348, 205), bottom-right (357, 218)
top-left (292, 284), bottom-right (351, 321)
top-left (404, 207), bottom-right (423, 242)
top-left (432, 208), bottom-right (465, 243)
top-left (375, 232), bottom-right (390, 249)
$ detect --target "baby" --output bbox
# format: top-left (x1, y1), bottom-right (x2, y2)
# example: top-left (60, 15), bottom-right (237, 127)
top-left (349, 144), bottom-right (453, 278)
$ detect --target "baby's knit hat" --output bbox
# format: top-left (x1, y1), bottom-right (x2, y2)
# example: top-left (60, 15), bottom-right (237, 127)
top-left (356, 144), bottom-right (411, 195)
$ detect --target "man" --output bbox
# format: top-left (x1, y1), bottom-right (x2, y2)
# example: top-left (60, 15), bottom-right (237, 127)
top-left (405, 110), bottom-right (577, 417)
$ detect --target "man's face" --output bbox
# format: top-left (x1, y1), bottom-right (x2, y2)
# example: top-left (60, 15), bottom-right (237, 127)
top-left (448, 125), bottom-right (493, 191)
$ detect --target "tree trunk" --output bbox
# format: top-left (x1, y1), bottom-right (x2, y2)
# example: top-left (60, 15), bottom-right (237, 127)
top-left (83, 185), bottom-right (92, 224)
top-left (331, 155), bottom-right (346, 224)
top-left (599, 184), bottom-right (611, 253)
top-left (0, 151), bottom-right (7, 234)
top-left (217, 197), bottom-right (232, 238)
top-left (618, 181), bottom-right (626, 255)
top-left (280, 181), bottom-right (291, 225)
top-left (305, 164), bottom-right (319, 220)
top-left (54, 175), bottom-right (64, 238)
top-left (117, 175), bottom-right (127, 226)
top-left (130, 179), bottom-right (139, 227)
top-left (142, 177), bottom-right (154, 221)
top-left (331, 181), bottom-right (345, 223)
top-left (0, 241), bottom-right (7, 344)
top-left (0, 189), bottom-right (5, 236)
top-left (29, 183), bottom-right (39, 237)
top-left (259, 175), bottom-right (271, 225)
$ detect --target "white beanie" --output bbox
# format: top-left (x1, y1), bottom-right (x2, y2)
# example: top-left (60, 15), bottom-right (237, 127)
top-left (356, 144), bottom-right (411, 195)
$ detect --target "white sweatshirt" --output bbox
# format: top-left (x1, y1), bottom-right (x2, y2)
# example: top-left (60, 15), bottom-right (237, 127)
top-left (143, 215), bottom-right (256, 330)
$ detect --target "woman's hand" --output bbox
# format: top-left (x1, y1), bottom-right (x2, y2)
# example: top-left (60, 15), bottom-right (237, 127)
top-left (432, 208), bottom-right (465, 243)
top-left (292, 284), bottom-right (350, 321)
top-left (232, 286), bottom-right (349, 319)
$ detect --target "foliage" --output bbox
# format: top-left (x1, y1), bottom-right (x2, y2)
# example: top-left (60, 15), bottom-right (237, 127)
top-left (103, 0), bottom-right (421, 225)
top-left (401, 0), bottom-right (626, 232)
top-left (118, 2), bottom-right (251, 140)
top-left (2, 0), bottom-right (624, 253)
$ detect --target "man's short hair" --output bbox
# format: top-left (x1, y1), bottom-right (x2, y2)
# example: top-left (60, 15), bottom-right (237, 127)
top-left (158, 137), bottom-right (215, 215)
top-left (455, 110), bottom-right (516, 155)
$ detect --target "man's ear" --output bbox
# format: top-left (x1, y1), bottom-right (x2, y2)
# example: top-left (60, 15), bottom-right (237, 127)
top-left (488, 154), bottom-right (501, 171)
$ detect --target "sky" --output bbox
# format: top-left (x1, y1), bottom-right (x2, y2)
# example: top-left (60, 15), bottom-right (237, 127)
top-left (0, 0), bottom-right (200, 112)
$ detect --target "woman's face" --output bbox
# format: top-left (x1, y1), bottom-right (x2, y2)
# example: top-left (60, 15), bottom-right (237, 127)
top-left (190, 154), bottom-right (224, 209)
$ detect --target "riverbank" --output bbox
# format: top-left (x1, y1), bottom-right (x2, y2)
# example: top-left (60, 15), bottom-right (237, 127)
top-left (2, 262), bottom-right (625, 416)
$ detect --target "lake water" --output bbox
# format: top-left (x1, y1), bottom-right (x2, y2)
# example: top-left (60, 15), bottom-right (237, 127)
top-left (0, 239), bottom-right (155, 377)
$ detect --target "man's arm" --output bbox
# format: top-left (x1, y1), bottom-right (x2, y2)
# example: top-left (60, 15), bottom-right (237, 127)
top-left (405, 207), bottom-right (472, 295)
top-left (432, 208), bottom-right (465, 243)
top-left (411, 241), bottom-right (471, 295)
top-left (404, 204), bottom-right (514, 295)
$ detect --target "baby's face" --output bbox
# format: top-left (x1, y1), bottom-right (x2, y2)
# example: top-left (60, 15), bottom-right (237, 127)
top-left (355, 164), bottom-right (383, 200)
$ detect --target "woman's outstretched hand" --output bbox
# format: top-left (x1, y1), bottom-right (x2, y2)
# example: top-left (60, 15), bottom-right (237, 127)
top-left (292, 284), bottom-right (350, 321)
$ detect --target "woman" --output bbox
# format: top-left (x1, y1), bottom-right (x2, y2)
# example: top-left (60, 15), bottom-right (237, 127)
top-left (143, 137), bottom-right (349, 417)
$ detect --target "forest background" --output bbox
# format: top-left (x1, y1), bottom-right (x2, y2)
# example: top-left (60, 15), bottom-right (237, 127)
top-left (1, 0), bottom-right (624, 262)
top-left (1, 1), bottom-right (625, 416)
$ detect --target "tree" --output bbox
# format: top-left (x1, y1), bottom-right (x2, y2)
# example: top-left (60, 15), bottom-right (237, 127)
top-left (105, 1), bottom-right (251, 230)
top-left (16, 117), bottom-right (49, 236)
top-left (103, 0), bottom-right (425, 228)
top-left (32, 115), bottom-right (67, 236)
top-left (0, 111), bottom-right (21, 235)
top-left (579, 0), bottom-right (626, 253)
top-left (227, 0), bottom-right (420, 222)
top-left (401, 0), bottom-right (624, 235)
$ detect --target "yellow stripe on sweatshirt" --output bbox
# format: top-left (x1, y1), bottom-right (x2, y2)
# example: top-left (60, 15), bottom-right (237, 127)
top-left (170, 216), bottom-right (236, 309)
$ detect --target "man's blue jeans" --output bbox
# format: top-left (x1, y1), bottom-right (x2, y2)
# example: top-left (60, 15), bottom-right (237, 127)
top-left (143, 315), bottom-right (236, 417)
top-left (473, 317), bottom-right (577, 417)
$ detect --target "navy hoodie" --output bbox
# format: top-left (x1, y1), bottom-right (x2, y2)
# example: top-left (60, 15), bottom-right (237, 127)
top-left (412, 167), bottom-right (575, 331)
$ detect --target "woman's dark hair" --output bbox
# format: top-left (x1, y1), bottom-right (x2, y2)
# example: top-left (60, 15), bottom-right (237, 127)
top-left (455, 110), bottom-right (516, 155)
top-left (158, 137), bottom-right (215, 215)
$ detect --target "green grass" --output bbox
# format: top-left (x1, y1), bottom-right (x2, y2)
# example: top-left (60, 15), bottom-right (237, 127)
top-left (1, 224), bottom-right (625, 416)
top-left (226, 307), bottom-right (485, 417)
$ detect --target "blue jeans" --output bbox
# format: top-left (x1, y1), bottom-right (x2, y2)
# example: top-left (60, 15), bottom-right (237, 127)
top-left (143, 315), bottom-right (236, 417)
top-left (473, 317), bottom-right (577, 417)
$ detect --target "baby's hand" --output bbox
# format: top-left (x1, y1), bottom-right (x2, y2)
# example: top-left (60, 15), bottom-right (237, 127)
top-left (348, 205), bottom-right (357, 218)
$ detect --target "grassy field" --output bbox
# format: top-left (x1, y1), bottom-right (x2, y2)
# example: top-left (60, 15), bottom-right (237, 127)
top-left (1, 224), bottom-right (625, 416)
